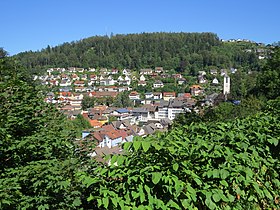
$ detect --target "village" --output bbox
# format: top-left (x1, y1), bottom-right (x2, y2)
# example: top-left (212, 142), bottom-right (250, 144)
top-left (37, 66), bottom-right (232, 158)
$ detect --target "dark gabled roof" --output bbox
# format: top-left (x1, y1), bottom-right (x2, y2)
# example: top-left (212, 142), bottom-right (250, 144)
top-left (160, 118), bottom-right (172, 126)
top-left (115, 108), bottom-right (129, 113)
top-left (111, 121), bottom-right (120, 129)
top-left (153, 92), bottom-right (162, 96)
top-left (169, 100), bottom-right (184, 108)
top-left (132, 108), bottom-right (148, 113)
top-left (143, 124), bottom-right (156, 135)
top-left (142, 104), bottom-right (157, 112)
top-left (206, 93), bottom-right (219, 101)
top-left (158, 100), bottom-right (169, 108)
top-left (111, 120), bottom-right (131, 129)
top-left (122, 119), bottom-right (131, 127)
top-left (154, 80), bottom-right (163, 84)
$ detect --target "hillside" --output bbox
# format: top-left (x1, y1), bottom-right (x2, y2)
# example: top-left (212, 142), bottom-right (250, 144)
top-left (1, 42), bottom-right (280, 209)
top-left (15, 32), bottom-right (264, 74)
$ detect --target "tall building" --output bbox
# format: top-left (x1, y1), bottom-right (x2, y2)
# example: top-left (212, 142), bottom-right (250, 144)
top-left (223, 75), bottom-right (230, 95)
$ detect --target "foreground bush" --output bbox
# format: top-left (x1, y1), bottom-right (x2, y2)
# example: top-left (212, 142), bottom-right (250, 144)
top-left (81, 103), bottom-right (280, 209)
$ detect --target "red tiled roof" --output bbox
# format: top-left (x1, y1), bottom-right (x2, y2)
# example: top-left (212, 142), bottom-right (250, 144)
top-left (184, 93), bottom-right (191, 98)
top-left (102, 124), bottom-right (115, 133)
top-left (95, 92), bottom-right (118, 98)
top-left (89, 119), bottom-right (102, 128)
top-left (129, 91), bottom-right (139, 96)
top-left (163, 92), bottom-right (176, 97)
top-left (118, 130), bottom-right (128, 140)
top-left (93, 132), bottom-right (103, 142)
top-left (190, 85), bottom-right (201, 89)
top-left (106, 130), bottom-right (121, 139)
top-left (74, 80), bottom-right (85, 84)
top-left (60, 92), bottom-right (72, 97)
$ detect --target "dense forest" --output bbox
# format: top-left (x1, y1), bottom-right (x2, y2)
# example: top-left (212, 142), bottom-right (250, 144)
top-left (15, 32), bottom-right (263, 74)
top-left (1, 43), bottom-right (280, 209)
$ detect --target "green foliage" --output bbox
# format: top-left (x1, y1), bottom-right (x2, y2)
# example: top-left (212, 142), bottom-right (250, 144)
top-left (230, 70), bottom-right (257, 99)
top-left (0, 159), bottom-right (84, 209)
top-left (174, 96), bottom-right (264, 126)
top-left (0, 47), bottom-right (8, 58)
top-left (256, 47), bottom-right (280, 99)
top-left (82, 95), bottom-right (96, 110)
top-left (173, 111), bottom-right (203, 126)
top-left (81, 104), bottom-right (280, 209)
top-left (0, 54), bottom-right (90, 209)
top-left (113, 91), bottom-right (133, 107)
top-left (206, 96), bottom-right (264, 122)
top-left (68, 114), bottom-right (91, 138)
top-left (15, 32), bottom-right (261, 73)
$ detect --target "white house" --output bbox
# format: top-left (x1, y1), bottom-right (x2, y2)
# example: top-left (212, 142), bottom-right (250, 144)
top-left (111, 69), bottom-right (119, 75)
top-left (100, 79), bottom-right (115, 86)
top-left (88, 68), bottom-right (96, 72)
top-left (138, 81), bottom-right (147, 86)
top-left (99, 133), bottom-right (123, 148)
top-left (47, 68), bottom-right (53, 75)
top-left (153, 80), bottom-right (164, 88)
top-left (210, 69), bottom-right (218, 75)
top-left (123, 75), bottom-right (131, 85)
top-left (178, 78), bottom-right (186, 85)
top-left (157, 100), bottom-right (187, 120)
top-left (153, 92), bottom-right (163, 99)
top-left (60, 79), bottom-right (72, 87)
top-left (139, 75), bottom-right (146, 81)
top-left (198, 71), bottom-right (207, 76)
top-left (190, 85), bottom-right (203, 96)
top-left (89, 74), bottom-right (98, 81)
top-left (118, 76), bottom-right (124, 81)
top-left (140, 69), bottom-right (153, 75)
top-left (131, 108), bottom-right (151, 122)
top-left (88, 81), bottom-right (95, 86)
top-left (220, 69), bottom-right (228, 76)
top-left (129, 91), bottom-right (140, 100)
top-left (145, 92), bottom-right (154, 99)
top-left (122, 69), bottom-right (131, 75)
top-left (212, 78), bottom-right (219, 85)
top-left (124, 75), bottom-right (131, 81)
top-left (198, 75), bottom-right (207, 84)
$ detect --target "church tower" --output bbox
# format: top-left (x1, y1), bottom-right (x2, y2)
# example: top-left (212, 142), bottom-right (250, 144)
top-left (223, 75), bottom-right (230, 95)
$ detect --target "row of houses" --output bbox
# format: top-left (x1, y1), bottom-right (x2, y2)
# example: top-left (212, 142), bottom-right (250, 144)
top-left (75, 90), bottom-right (225, 159)
top-left (46, 67), bottom-right (166, 76)
top-left (59, 92), bottom-right (196, 121)
top-left (46, 89), bottom-right (198, 110)
top-left (41, 66), bottom-right (234, 91)
top-left (81, 116), bottom-right (172, 151)
top-left (42, 72), bottom-right (189, 89)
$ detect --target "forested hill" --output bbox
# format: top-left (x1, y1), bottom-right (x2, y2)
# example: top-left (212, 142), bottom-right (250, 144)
top-left (15, 32), bottom-right (262, 73)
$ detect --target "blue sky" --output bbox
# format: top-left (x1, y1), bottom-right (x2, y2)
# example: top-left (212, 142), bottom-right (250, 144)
top-left (1, 0), bottom-right (280, 55)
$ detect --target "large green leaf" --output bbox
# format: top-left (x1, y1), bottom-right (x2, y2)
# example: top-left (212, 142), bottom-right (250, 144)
top-left (133, 141), bottom-right (142, 151)
top-left (102, 197), bottom-right (109, 208)
top-left (205, 197), bottom-right (216, 210)
top-left (172, 163), bottom-right (179, 171)
top-left (152, 172), bottom-right (162, 184)
top-left (212, 192), bottom-right (221, 202)
top-left (142, 141), bottom-right (151, 152)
